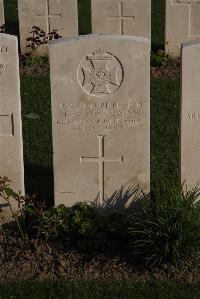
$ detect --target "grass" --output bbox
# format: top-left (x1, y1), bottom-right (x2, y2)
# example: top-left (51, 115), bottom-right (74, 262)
top-left (151, 79), bottom-right (180, 183)
top-left (1, 280), bottom-right (200, 299)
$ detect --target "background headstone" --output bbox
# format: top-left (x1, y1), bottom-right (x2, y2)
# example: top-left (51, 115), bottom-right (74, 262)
top-left (91, 0), bottom-right (151, 39)
top-left (0, 34), bottom-right (24, 220)
top-left (166, 0), bottom-right (200, 57)
top-left (181, 40), bottom-right (200, 187)
top-left (0, 0), bottom-right (4, 26)
top-left (18, 0), bottom-right (78, 55)
top-left (50, 34), bottom-right (150, 207)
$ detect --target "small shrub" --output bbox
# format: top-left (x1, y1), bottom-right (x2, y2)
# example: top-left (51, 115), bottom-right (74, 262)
top-left (151, 50), bottom-right (169, 68)
top-left (36, 203), bottom-right (99, 241)
top-left (25, 201), bottom-right (128, 252)
top-left (0, 176), bottom-right (27, 240)
top-left (26, 26), bottom-right (62, 51)
top-left (128, 182), bottom-right (200, 267)
top-left (0, 24), bottom-right (6, 33)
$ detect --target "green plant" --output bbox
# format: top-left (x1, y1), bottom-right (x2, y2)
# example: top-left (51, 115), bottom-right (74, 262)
top-left (21, 54), bottom-right (49, 68)
top-left (151, 50), bottom-right (169, 68)
top-left (0, 176), bottom-right (27, 240)
top-left (30, 203), bottom-right (99, 242)
top-left (128, 182), bottom-right (200, 267)
top-left (26, 26), bottom-right (62, 51)
top-left (0, 24), bottom-right (6, 33)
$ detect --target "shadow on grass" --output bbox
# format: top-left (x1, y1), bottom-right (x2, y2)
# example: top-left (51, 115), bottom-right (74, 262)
top-left (24, 164), bottom-right (54, 206)
top-left (4, 0), bottom-right (19, 37)
top-left (78, 0), bottom-right (91, 35)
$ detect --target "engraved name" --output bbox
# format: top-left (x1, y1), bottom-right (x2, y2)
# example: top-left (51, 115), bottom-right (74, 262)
top-left (57, 99), bottom-right (146, 131)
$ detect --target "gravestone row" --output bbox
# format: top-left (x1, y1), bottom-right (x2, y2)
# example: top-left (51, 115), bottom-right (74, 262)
top-left (0, 33), bottom-right (150, 216)
top-left (1, 5), bottom-right (200, 218)
top-left (2, 0), bottom-right (200, 56)
top-left (17, 0), bottom-right (151, 56)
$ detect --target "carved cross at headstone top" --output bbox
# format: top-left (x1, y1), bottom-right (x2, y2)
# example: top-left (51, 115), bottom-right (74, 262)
top-left (108, 2), bottom-right (135, 35)
top-left (80, 135), bottom-right (123, 201)
top-left (35, 0), bottom-right (62, 34)
top-left (173, 0), bottom-right (200, 37)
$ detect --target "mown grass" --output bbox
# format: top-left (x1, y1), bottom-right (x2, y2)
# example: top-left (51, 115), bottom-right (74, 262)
top-left (1, 280), bottom-right (200, 299)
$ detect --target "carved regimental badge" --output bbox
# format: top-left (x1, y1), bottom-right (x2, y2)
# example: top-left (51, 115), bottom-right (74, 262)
top-left (77, 48), bottom-right (123, 97)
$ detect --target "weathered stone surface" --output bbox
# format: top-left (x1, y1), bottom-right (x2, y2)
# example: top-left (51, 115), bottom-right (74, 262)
top-left (181, 40), bottom-right (200, 188)
top-left (92, 0), bottom-right (151, 39)
top-left (166, 0), bottom-right (200, 57)
top-left (18, 0), bottom-right (78, 55)
top-left (0, 34), bottom-right (24, 220)
top-left (0, 0), bottom-right (4, 26)
top-left (50, 34), bottom-right (150, 207)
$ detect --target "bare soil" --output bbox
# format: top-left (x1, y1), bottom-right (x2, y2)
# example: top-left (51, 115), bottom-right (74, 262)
top-left (151, 58), bottom-right (181, 80)
top-left (0, 226), bottom-right (200, 282)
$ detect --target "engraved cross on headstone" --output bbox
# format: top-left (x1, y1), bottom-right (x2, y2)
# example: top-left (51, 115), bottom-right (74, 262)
top-left (108, 2), bottom-right (135, 35)
top-left (35, 0), bottom-right (62, 34)
top-left (174, 0), bottom-right (200, 37)
top-left (80, 135), bottom-right (123, 201)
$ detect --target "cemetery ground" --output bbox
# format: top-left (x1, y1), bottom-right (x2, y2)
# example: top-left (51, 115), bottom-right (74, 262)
top-left (1, 0), bottom-right (200, 297)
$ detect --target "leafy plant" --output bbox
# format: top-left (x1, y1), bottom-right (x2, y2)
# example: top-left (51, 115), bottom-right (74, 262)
top-left (0, 24), bottom-right (6, 33)
top-left (36, 203), bottom-right (99, 241)
top-left (151, 50), bottom-right (169, 68)
top-left (0, 176), bottom-right (27, 240)
top-left (128, 182), bottom-right (200, 267)
top-left (26, 26), bottom-right (62, 51)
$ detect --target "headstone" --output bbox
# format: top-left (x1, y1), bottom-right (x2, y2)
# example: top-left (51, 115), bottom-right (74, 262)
top-left (91, 0), bottom-right (151, 39)
top-left (18, 0), bottom-right (78, 55)
top-left (166, 0), bottom-right (200, 57)
top-left (0, 0), bottom-right (4, 26)
top-left (181, 40), bottom-right (200, 188)
top-left (50, 34), bottom-right (150, 207)
top-left (0, 34), bottom-right (24, 220)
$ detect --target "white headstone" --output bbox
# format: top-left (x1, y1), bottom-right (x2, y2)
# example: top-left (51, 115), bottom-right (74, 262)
top-left (50, 34), bottom-right (150, 207)
top-left (0, 34), bottom-right (24, 219)
top-left (181, 40), bottom-right (200, 188)
top-left (166, 0), bottom-right (200, 56)
top-left (91, 0), bottom-right (151, 39)
top-left (0, 0), bottom-right (4, 26)
top-left (18, 0), bottom-right (78, 55)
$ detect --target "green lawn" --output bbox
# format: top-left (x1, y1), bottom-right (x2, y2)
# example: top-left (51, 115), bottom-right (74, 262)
top-left (1, 280), bottom-right (200, 299)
